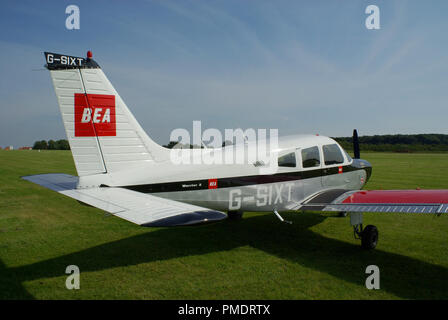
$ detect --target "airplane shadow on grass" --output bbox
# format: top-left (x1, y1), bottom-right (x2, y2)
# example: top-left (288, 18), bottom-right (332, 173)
top-left (2, 212), bottom-right (447, 299)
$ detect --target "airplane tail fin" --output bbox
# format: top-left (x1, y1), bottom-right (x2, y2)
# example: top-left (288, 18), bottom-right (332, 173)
top-left (44, 51), bottom-right (169, 177)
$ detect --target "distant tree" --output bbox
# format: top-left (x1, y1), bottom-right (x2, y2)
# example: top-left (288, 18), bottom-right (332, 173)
top-left (33, 140), bottom-right (48, 150)
top-left (32, 139), bottom-right (70, 150)
top-left (163, 141), bottom-right (179, 149)
top-left (48, 139), bottom-right (57, 150)
top-left (56, 139), bottom-right (70, 150)
top-left (163, 141), bottom-right (204, 149)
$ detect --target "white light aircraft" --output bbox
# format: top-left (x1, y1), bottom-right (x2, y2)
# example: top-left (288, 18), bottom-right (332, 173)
top-left (23, 51), bottom-right (448, 250)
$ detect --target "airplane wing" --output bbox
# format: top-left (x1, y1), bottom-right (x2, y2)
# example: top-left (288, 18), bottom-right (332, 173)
top-left (298, 189), bottom-right (448, 214)
top-left (22, 173), bottom-right (227, 226)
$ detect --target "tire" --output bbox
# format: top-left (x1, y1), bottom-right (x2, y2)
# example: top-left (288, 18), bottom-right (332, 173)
top-left (227, 211), bottom-right (243, 220)
top-left (338, 211), bottom-right (348, 217)
top-left (361, 225), bottom-right (379, 250)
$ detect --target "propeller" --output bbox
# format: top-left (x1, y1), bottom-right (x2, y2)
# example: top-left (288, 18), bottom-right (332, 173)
top-left (353, 129), bottom-right (360, 159)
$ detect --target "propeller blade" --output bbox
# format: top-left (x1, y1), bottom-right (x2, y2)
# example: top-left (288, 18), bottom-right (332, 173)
top-left (353, 129), bottom-right (360, 159)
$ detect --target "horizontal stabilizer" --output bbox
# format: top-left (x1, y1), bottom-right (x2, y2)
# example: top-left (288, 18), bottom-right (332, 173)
top-left (22, 174), bottom-right (227, 226)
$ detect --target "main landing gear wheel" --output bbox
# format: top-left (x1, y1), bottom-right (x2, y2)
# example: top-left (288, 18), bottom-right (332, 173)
top-left (361, 225), bottom-right (379, 250)
top-left (338, 211), bottom-right (348, 217)
top-left (350, 213), bottom-right (379, 250)
top-left (227, 211), bottom-right (243, 220)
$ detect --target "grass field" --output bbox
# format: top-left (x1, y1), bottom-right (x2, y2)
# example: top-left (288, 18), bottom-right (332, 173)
top-left (0, 150), bottom-right (447, 299)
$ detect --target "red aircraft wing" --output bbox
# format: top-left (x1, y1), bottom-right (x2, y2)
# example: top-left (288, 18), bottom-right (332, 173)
top-left (301, 189), bottom-right (448, 214)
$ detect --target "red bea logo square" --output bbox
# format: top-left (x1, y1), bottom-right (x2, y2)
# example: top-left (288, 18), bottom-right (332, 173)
top-left (74, 93), bottom-right (116, 137)
top-left (208, 179), bottom-right (218, 189)
top-left (338, 166), bottom-right (343, 174)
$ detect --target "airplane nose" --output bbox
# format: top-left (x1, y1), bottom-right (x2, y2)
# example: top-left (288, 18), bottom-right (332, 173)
top-left (363, 160), bottom-right (372, 182)
top-left (352, 159), bottom-right (372, 182)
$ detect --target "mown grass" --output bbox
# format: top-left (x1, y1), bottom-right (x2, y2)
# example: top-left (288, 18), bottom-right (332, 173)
top-left (0, 150), bottom-right (447, 299)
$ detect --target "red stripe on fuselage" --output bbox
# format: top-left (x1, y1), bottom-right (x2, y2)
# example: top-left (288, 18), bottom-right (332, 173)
top-left (342, 190), bottom-right (448, 204)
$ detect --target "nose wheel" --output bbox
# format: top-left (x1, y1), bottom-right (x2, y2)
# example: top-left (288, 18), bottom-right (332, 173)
top-left (351, 213), bottom-right (378, 250)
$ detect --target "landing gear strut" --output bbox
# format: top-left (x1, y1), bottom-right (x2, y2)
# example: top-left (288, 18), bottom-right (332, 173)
top-left (350, 213), bottom-right (378, 250)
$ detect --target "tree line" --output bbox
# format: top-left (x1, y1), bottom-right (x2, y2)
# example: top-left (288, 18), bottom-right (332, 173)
top-left (334, 134), bottom-right (448, 152)
top-left (33, 134), bottom-right (448, 152)
top-left (33, 139), bottom-right (70, 150)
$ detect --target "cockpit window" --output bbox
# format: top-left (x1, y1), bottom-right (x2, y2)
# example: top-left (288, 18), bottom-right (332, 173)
top-left (301, 146), bottom-right (320, 168)
top-left (278, 152), bottom-right (296, 167)
top-left (323, 144), bottom-right (344, 165)
top-left (343, 149), bottom-right (353, 162)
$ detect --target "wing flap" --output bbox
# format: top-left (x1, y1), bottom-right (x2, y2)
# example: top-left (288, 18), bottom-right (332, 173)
top-left (300, 189), bottom-right (448, 214)
top-left (321, 203), bottom-right (448, 214)
top-left (22, 173), bottom-right (227, 226)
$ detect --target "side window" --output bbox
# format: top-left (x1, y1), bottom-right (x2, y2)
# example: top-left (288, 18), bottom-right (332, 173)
top-left (301, 146), bottom-right (320, 168)
top-left (278, 152), bottom-right (296, 168)
top-left (323, 144), bottom-right (344, 165)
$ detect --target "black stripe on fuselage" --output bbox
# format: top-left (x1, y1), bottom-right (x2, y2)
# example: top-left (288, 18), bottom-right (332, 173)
top-left (116, 163), bottom-right (366, 194)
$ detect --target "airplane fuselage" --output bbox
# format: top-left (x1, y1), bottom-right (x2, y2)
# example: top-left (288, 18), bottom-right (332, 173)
top-left (80, 134), bottom-right (372, 213)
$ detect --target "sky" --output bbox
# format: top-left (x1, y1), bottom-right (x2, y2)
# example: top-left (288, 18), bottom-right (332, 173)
top-left (1, 0), bottom-right (448, 148)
